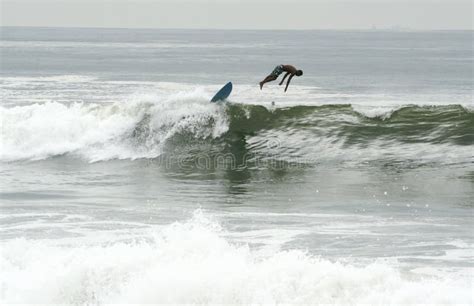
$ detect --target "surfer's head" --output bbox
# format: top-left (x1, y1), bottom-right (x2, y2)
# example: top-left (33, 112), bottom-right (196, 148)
top-left (296, 70), bottom-right (303, 76)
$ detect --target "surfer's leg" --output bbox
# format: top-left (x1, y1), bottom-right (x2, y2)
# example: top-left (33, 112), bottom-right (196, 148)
top-left (259, 75), bottom-right (277, 89)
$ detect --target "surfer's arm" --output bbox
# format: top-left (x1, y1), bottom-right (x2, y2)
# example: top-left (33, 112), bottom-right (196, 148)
top-left (284, 74), bottom-right (294, 92)
top-left (279, 72), bottom-right (290, 85)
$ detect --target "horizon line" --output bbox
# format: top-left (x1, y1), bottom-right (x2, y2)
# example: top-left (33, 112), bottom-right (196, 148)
top-left (1, 25), bottom-right (473, 32)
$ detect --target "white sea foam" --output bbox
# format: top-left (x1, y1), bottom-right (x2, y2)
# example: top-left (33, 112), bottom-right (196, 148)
top-left (0, 211), bottom-right (471, 305)
top-left (0, 74), bottom-right (97, 85)
top-left (462, 104), bottom-right (474, 112)
top-left (0, 90), bottom-right (228, 162)
top-left (0, 40), bottom-right (272, 50)
top-left (351, 104), bottom-right (404, 119)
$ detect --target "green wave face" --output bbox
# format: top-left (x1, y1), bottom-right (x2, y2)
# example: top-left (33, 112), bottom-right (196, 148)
top-left (225, 104), bottom-right (474, 146)
top-left (3, 100), bottom-right (471, 164)
top-left (156, 104), bottom-right (473, 173)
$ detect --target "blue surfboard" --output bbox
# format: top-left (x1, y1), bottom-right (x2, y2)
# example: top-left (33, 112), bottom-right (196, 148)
top-left (210, 82), bottom-right (233, 102)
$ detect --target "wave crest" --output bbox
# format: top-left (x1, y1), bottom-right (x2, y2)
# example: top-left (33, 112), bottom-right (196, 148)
top-left (1, 98), bottom-right (472, 163)
top-left (0, 92), bottom-right (228, 162)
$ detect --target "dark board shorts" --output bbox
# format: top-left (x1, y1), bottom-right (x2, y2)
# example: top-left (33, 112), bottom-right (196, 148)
top-left (271, 65), bottom-right (285, 77)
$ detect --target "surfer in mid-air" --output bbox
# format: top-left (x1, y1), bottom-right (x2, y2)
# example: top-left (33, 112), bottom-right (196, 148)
top-left (259, 64), bottom-right (303, 92)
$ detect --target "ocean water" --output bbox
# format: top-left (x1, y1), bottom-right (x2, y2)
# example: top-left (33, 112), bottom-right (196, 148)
top-left (1, 27), bottom-right (473, 304)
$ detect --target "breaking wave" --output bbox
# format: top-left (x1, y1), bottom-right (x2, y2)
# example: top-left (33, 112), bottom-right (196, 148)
top-left (1, 211), bottom-right (471, 305)
top-left (1, 91), bottom-right (472, 164)
top-left (0, 92), bottom-right (228, 162)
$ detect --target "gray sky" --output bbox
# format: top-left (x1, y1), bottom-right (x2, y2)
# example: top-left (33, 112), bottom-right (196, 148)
top-left (1, 0), bottom-right (472, 30)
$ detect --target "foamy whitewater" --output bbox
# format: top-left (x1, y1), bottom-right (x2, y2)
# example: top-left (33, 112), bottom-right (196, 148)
top-left (1, 27), bottom-right (473, 305)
